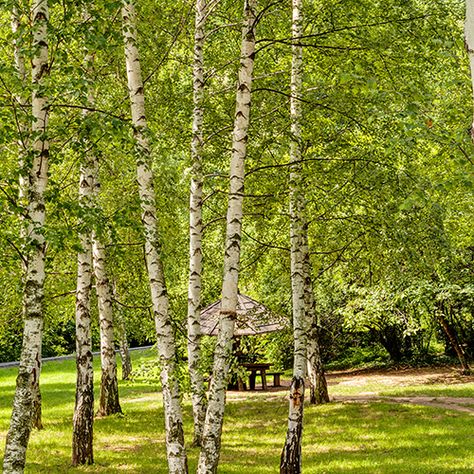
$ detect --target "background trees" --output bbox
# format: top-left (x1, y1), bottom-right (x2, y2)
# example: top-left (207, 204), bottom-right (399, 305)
top-left (0, 0), bottom-right (473, 471)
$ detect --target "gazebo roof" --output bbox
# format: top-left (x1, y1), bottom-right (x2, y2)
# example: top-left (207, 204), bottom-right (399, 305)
top-left (200, 293), bottom-right (286, 336)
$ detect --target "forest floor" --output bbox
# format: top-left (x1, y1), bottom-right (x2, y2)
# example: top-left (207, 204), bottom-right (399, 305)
top-left (1, 352), bottom-right (474, 473)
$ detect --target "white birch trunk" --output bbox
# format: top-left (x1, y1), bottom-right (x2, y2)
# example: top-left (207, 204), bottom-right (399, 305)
top-left (187, 0), bottom-right (208, 447)
top-left (122, 2), bottom-right (188, 472)
top-left (3, 1), bottom-right (49, 471)
top-left (281, 0), bottom-right (307, 472)
top-left (72, 113), bottom-right (95, 466)
top-left (303, 233), bottom-right (329, 405)
top-left (465, 0), bottom-right (474, 140)
top-left (12, 4), bottom-right (43, 433)
top-left (197, 1), bottom-right (257, 472)
top-left (93, 238), bottom-right (122, 416)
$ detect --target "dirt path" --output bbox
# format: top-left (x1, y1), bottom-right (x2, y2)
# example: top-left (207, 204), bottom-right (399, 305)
top-left (328, 366), bottom-right (474, 413)
top-left (334, 394), bottom-right (474, 413)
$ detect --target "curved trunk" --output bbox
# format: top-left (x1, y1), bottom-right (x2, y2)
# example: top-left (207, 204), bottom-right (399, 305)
top-left (122, 2), bottom-right (187, 471)
top-left (3, 1), bottom-right (49, 472)
top-left (93, 238), bottom-right (122, 416)
top-left (281, 0), bottom-right (307, 471)
top-left (197, 1), bottom-right (257, 472)
top-left (187, 0), bottom-right (208, 447)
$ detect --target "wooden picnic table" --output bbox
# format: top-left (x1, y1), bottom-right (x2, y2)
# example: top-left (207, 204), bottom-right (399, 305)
top-left (240, 362), bottom-right (272, 390)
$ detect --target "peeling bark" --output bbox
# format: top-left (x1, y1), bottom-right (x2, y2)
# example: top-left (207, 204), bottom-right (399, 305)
top-left (3, 1), bottom-right (49, 472)
top-left (187, 0), bottom-right (208, 447)
top-left (122, 2), bottom-right (187, 472)
top-left (197, 1), bottom-right (257, 472)
top-left (281, 0), bottom-right (307, 471)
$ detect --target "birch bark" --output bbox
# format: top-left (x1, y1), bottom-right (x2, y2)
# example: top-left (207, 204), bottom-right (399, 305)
top-left (281, 0), bottom-right (307, 472)
top-left (72, 101), bottom-right (95, 466)
top-left (187, 0), bottom-right (208, 447)
top-left (122, 2), bottom-right (187, 472)
top-left (197, 1), bottom-right (257, 472)
top-left (303, 233), bottom-right (329, 405)
top-left (3, 1), bottom-right (49, 471)
top-left (12, 4), bottom-right (43, 432)
top-left (465, 0), bottom-right (474, 140)
top-left (93, 238), bottom-right (122, 416)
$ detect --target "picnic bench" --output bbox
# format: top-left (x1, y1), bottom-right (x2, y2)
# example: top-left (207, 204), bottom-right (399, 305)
top-left (239, 363), bottom-right (283, 390)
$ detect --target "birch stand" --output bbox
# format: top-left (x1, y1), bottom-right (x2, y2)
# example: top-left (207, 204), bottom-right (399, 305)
top-left (187, 0), bottom-right (208, 447)
top-left (281, 0), bottom-right (308, 472)
top-left (122, 1), bottom-right (188, 471)
top-left (3, 1), bottom-right (49, 471)
top-left (197, 1), bottom-right (257, 472)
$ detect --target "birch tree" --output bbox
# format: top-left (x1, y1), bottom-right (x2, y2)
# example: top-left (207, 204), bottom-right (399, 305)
top-left (465, 0), bottom-right (474, 140)
top-left (11, 3), bottom-right (43, 432)
top-left (197, 1), bottom-right (257, 471)
top-left (187, 0), bottom-right (209, 447)
top-left (122, 1), bottom-right (188, 471)
top-left (280, 0), bottom-right (307, 471)
top-left (3, 0), bottom-right (49, 471)
top-left (72, 91), bottom-right (95, 466)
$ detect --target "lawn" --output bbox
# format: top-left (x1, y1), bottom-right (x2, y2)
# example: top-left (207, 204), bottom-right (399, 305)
top-left (1, 351), bottom-right (474, 473)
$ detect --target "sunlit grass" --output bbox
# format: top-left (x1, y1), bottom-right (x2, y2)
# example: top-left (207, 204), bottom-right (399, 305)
top-left (1, 352), bottom-right (474, 472)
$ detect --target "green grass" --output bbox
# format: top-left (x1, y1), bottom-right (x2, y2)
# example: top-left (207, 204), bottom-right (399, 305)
top-left (1, 352), bottom-right (474, 473)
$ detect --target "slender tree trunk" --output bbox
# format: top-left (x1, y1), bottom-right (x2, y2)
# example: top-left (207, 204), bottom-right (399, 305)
top-left (197, 1), bottom-right (257, 472)
top-left (122, 2), bottom-right (187, 472)
top-left (93, 238), bottom-right (122, 416)
top-left (187, 0), bottom-right (208, 448)
top-left (465, 0), bottom-right (474, 140)
top-left (3, 1), bottom-right (49, 472)
top-left (115, 302), bottom-right (132, 381)
top-left (72, 118), bottom-right (95, 466)
top-left (281, 0), bottom-right (307, 472)
top-left (303, 239), bottom-right (329, 405)
top-left (12, 4), bottom-right (43, 433)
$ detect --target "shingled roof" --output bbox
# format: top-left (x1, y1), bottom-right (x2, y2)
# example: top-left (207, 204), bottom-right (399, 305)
top-left (200, 293), bottom-right (286, 336)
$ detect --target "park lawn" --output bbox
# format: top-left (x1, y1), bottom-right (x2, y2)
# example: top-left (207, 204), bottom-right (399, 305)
top-left (0, 352), bottom-right (473, 473)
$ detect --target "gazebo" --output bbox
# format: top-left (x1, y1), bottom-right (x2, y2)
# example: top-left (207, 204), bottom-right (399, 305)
top-left (200, 293), bottom-right (287, 390)
top-left (200, 293), bottom-right (286, 336)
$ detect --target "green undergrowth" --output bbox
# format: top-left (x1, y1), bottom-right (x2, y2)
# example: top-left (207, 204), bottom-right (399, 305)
top-left (0, 351), bottom-right (474, 472)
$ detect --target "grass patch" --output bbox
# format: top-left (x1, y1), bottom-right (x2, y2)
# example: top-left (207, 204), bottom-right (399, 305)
top-left (1, 352), bottom-right (474, 472)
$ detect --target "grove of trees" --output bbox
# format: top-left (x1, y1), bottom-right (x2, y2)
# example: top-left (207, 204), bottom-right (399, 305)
top-left (0, 0), bottom-right (473, 472)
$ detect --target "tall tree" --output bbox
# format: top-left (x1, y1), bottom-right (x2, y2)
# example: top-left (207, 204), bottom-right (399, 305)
top-left (72, 89), bottom-right (95, 467)
top-left (11, 2), bottom-right (43, 432)
top-left (197, 0), bottom-right (257, 472)
top-left (3, 0), bottom-right (50, 471)
top-left (281, 0), bottom-right (307, 472)
top-left (121, 1), bottom-right (188, 471)
top-left (187, 0), bottom-right (209, 447)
